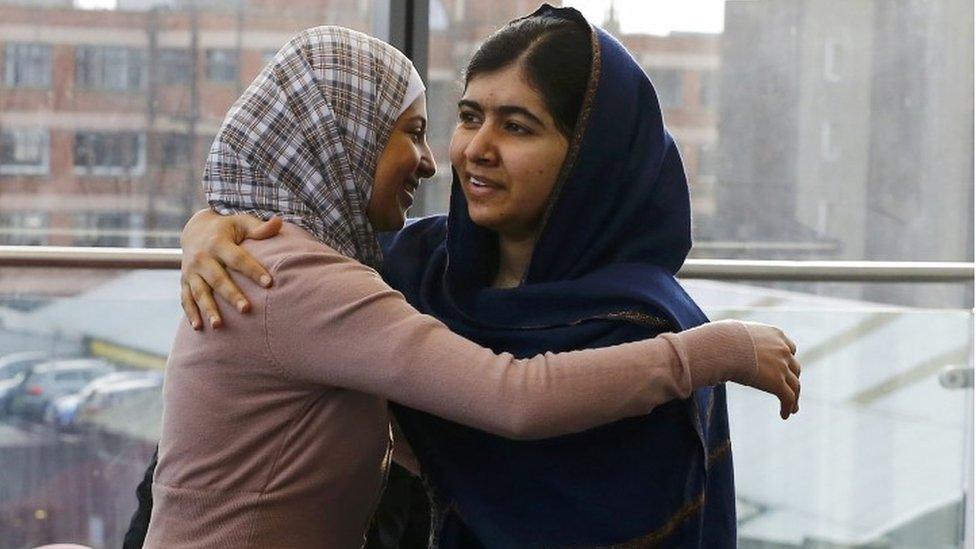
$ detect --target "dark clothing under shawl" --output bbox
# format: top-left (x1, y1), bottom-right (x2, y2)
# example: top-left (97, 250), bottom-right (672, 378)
top-left (381, 6), bottom-right (736, 548)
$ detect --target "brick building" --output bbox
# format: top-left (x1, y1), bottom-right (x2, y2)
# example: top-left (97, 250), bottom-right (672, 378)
top-left (0, 0), bottom-right (721, 247)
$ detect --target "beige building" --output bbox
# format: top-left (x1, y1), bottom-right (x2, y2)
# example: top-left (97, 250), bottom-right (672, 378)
top-left (712, 0), bottom-right (973, 307)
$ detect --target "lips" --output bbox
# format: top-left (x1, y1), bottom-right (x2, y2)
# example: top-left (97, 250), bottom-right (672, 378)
top-left (400, 178), bottom-right (420, 207)
top-left (465, 173), bottom-right (504, 199)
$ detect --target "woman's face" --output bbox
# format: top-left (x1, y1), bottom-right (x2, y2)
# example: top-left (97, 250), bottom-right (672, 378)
top-left (450, 64), bottom-right (569, 240)
top-left (369, 94), bottom-right (437, 232)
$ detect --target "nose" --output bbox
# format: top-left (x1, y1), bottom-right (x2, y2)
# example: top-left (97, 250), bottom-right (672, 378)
top-left (417, 141), bottom-right (436, 179)
top-left (463, 125), bottom-right (497, 166)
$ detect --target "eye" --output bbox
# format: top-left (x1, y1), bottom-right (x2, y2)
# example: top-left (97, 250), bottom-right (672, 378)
top-left (504, 121), bottom-right (530, 135)
top-left (408, 128), bottom-right (426, 143)
top-left (458, 110), bottom-right (481, 126)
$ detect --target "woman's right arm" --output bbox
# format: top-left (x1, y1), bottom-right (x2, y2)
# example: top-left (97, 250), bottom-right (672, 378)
top-left (262, 249), bottom-right (800, 441)
top-left (179, 209), bottom-right (281, 330)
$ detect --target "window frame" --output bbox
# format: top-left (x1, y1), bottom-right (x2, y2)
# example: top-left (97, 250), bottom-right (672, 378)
top-left (3, 42), bottom-right (52, 89)
top-left (0, 128), bottom-right (51, 176)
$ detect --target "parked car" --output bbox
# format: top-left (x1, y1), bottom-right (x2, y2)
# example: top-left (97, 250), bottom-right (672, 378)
top-left (0, 352), bottom-right (51, 414)
top-left (7, 359), bottom-right (116, 422)
top-left (0, 351), bottom-right (49, 380)
top-left (45, 370), bottom-right (163, 430)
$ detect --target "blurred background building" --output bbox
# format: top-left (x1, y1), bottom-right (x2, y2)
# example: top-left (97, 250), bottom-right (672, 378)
top-left (711, 0), bottom-right (973, 307)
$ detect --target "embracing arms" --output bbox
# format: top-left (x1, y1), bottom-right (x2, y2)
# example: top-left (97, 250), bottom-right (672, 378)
top-left (178, 209), bottom-right (801, 424)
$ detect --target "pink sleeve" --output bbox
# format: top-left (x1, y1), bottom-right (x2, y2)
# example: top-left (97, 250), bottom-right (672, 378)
top-left (662, 320), bottom-right (759, 387)
top-left (263, 250), bottom-right (756, 440)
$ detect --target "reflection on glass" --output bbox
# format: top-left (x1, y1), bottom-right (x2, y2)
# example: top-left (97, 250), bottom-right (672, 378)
top-left (685, 278), bottom-right (973, 548)
top-left (0, 267), bottom-right (970, 548)
top-left (0, 1), bottom-right (376, 249)
top-left (0, 267), bottom-right (178, 548)
top-left (420, 0), bottom-right (973, 307)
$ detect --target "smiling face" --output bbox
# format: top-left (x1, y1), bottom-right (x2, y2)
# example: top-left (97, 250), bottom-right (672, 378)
top-left (450, 64), bottom-right (570, 240)
top-left (368, 94), bottom-right (437, 232)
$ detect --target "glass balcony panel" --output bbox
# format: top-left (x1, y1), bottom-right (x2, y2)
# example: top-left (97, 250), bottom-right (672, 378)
top-left (0, 268), bottom-right (971, 547)
top-left (685, 279), bottom-right (973, 548)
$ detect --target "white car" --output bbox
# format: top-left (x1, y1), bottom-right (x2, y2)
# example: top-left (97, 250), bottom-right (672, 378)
top-left (70, 371), bottom-right (164, 430)
top-left (7, 358), bottom-right (116, 421)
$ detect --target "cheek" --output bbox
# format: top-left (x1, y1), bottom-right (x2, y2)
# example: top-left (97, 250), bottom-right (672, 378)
top-left (511, 150), bottom-right (557, 201)
top-left (382, 139), bottom-right (413, 181)
top-left (448, 134), bottom-right (466, 169)
top-left (372, 154), bottom-right (402, 205)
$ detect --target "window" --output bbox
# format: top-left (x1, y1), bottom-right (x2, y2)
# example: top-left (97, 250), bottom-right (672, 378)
top-left (820, 120), bottom-right (841, 162)
top-left (54, 370), bottom-right (87, 382)
top-left (206, 49), bottom-right (239, 83)
top-left (73, 132), bottom-right (145, 175)
top-left (824, 37), bottom-right (841, 82)
top-left (156, 48), bottom-right (192, 84)
top-left (646, 68), bottom-right (684, 109)
top-left (4, 43), bottom-right (51, 88)
top-left (697, 143), bottom-right (717, 179)
top-left (699, 71), bottom-right (719, 109)
top-left (76, 46), bottom-right (146, 91)
top-left (0, 211), bottom-right (48, 245)
top-left (73, 212), bottom-right (135, 247)
top-left (0, 129), bottom-right (50, 175)
top-left (161, 133), bottom-right (192, 166)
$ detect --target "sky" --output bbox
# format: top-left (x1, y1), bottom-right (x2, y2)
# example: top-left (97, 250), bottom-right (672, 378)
top-left (72, 0), bottom-right (727, 36)
top-left (74, 0), bottom-right (117, 8)
top-left (562, 0), bottom-right (726, 35)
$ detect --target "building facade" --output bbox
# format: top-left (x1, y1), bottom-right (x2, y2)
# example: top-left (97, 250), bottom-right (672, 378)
top-left (712, 0), bottom-right (973, 306)
top-left (1, 0), bottom-right (723, 249)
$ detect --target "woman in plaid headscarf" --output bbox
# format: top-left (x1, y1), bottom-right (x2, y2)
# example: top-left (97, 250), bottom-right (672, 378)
top-left (136, 24), bottom-right (788, 549)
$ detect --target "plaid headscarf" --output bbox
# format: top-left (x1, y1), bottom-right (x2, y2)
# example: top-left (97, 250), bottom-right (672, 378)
top-left (203, 26), bottom-right (418, 268)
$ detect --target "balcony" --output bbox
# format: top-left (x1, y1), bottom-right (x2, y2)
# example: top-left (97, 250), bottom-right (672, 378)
top-left (0, 249), bottom-right (971, 548)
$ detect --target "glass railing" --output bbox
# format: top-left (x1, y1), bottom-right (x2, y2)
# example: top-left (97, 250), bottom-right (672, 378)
top-left (0, 262), bottom-right (971, 548)
top-left (0, 267), bottom-right (178, 548)
top-left (684, 278), bottom-right (973, 548)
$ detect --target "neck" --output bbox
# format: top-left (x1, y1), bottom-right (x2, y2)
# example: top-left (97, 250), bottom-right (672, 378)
top-left (492, 228), bottom-right (539, 289)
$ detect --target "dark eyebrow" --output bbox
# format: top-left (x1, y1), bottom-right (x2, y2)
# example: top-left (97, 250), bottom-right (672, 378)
top-left (458, 99), bottom-right (546, 128)
top-left (458, 99), bottom-right (483, 112)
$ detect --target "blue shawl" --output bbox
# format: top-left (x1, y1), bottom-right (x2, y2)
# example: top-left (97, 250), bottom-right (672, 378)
top-left (381, 6), bottom-right (736, 547)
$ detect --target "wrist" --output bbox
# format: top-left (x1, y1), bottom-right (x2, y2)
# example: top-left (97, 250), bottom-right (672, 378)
top-left (676, 320), bottom-right (759, 386)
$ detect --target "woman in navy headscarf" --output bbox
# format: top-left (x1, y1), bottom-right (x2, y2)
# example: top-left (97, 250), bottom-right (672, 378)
top-left (382, 7), bottom-right (740, 547)
top-left (169, 6), bottom-right (801, 547)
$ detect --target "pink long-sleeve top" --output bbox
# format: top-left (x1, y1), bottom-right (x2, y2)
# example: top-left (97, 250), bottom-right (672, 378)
top-left (144, 223), bottom-right (758, 548)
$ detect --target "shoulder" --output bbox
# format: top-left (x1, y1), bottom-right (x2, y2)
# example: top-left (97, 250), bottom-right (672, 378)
top-left (242, 222), bottom-right (378, 284)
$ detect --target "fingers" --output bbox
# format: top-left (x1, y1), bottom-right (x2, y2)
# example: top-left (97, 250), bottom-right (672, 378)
top-left (212, 272), bottom-right (252, 314)
top-left (181, 282), bottom-right (203, 330)
top-left (216, 245), bottom-right (272, 289)
top-left (247, 216), bottom-right (283, 240)
top-left (779, 329), bottom-right (797, 355)
top-left (194, 254), bottom-right (251, 313)
top-left (785, 368), bottom-right (800, 394)
top-left (781, 368), bottom-right (801, 418)
top-left (788, 354), bottom-right (801, 378)
top-left (786, 370), bottom-right (800, 412)
top-left (779, 382), bottom-right (797, 420)
top-left (187, 273), bottom-right (223, 329)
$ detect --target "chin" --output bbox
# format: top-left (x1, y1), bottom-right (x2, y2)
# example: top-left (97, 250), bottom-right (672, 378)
top-left (466, 205), bottom-right (505, 232)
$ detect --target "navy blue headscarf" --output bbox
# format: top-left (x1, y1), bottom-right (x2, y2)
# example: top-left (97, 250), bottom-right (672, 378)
top-left (382, 6), bottom-right (736, 547)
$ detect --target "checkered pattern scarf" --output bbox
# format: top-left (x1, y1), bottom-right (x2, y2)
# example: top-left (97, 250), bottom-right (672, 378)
top-left (203, 26), bottom-right (413, 268)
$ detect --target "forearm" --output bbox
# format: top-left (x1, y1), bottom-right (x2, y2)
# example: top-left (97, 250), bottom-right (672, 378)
top-left (265, 243), bottom-right (758, 441)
